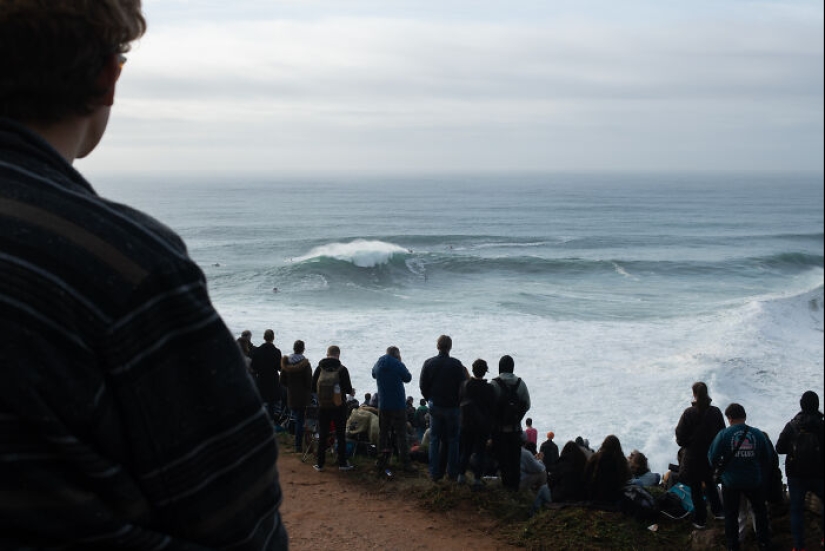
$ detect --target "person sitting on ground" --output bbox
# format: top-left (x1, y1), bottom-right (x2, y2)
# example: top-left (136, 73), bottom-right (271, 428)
top-left (410, 427), bottom-right (432, 464)
top-left (551, 440), bottom-right (589, 502)
top-left (414, 398), bottom-right (429, 444)
top-left (627, 449), bottom-right (661, 487)
top-left (280, 339), bottom-right (312, 453)
top-left (583, 434), bottom-right (632, 506)
top-left (575, 436), bottom-right (595, 459)
top-left (525, 418), bottom-right (538, 446)
top-left (520, 441), bottom-right (547, 492)
top-left (540, 431), bottom-right (560, 473)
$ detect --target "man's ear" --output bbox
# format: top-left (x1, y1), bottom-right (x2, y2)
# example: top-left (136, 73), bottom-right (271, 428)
top-left (95, 53), bottom-right (121, 107)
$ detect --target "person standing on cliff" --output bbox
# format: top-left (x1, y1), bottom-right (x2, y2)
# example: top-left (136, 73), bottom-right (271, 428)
top-left (775, 390), bottom-right (824, 551)
top-left (312, 345), bottom-right (355, 472)
top-left (491, 355), bottom-right (531, 491)
top-left (419, 335), bottom-right (468, 482)
top-left (280, 339), bottom-right (312, 453)
top-left (675, 381), bottom-right (726, 529)
top-left (250, 328), bottom-right (282, 420)
top-left (708, 403), bottom-right (775, 551)
top-left (372, 346), bottom-right (416, 473)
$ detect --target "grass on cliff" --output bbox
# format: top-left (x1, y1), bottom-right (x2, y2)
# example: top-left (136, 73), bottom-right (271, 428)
top-left (278, 432), bottom-right (823, 550)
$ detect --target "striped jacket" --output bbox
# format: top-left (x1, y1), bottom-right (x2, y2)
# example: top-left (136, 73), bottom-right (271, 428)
top-left (0, 119), bottom-right (287, 550)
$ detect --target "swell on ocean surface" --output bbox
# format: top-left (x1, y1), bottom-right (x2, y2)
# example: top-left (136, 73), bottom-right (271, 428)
top-left (165, 175), bottom-right (822, 477)
top-left (268, 239), bottom-right (823, 292)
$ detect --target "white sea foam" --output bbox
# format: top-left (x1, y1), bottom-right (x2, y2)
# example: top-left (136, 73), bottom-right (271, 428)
top-left (107, 173), bottom-right (823, 478)
top-left (218, 282), bottom-right (824, 475)
top-left (293, 240), bottom-right (409, 268)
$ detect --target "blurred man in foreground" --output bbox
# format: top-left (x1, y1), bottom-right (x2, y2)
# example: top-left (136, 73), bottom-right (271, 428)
top-left (0, 2), bottom-right (287, 548)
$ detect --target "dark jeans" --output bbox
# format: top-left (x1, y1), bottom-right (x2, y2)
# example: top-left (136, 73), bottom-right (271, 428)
top-left (722, 484), bottom-right (769, 550)
top-left (317, 406), bottom-right (347, 468)
top-left (293, 407), bottom-right (306, 451)
top-left (788, 476), bottom-right (825, 550)
top-left (688, 470), bottom-right (724, 525)
top-left (378, 408), bottom-right (411, 467)
top-left (493, 430), bottom-right (522, 491)
top-left (429, 405), bottom-right (460, 480)
top-left (458, 427), bottom-right (488, 481)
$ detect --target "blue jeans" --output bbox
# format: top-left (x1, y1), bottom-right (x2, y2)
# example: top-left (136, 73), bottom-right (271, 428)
top-left (788, 476), bottom-right (825, 550)
top-left (428, 405), bottom-right (460, 480)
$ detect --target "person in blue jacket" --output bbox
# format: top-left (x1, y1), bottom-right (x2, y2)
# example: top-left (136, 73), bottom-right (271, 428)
top-left (372, 346), bottom-right (416, 472)
top-left (708, 403), bottom-right (775, 551)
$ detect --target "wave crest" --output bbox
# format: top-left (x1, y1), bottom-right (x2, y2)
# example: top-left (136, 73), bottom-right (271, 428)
top-left (294, 240), bottom-right (410, 268)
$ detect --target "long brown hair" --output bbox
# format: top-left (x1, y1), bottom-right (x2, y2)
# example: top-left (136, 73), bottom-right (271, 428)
top-left (691, 381), bottom-right (712, 410)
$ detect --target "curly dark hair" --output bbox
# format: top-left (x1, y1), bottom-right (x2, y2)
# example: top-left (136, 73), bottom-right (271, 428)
top-left (0, 0), bottom-right (146, 123)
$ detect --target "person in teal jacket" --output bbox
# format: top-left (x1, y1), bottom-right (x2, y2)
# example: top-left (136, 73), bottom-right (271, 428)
top-left (708, 403), bottom-right (775, 551)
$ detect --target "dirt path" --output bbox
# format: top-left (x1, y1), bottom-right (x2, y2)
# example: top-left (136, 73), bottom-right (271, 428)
top-left (278, 449), bottom-right (516, 551)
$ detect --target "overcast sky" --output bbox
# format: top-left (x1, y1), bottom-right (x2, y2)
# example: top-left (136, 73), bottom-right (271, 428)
top-left (80, 0), bottom-right (824, 176)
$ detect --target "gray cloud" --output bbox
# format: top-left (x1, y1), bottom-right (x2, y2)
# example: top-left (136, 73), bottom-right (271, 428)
top-left (83, 2), bottom-right (824, 174)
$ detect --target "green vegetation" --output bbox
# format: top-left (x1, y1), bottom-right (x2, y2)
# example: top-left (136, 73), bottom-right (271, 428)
top-left (278, 432), bottom-right (823, 550)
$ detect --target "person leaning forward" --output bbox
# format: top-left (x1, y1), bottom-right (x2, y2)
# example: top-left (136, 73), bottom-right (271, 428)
top-left (0, 2), bottom-right (287, 548)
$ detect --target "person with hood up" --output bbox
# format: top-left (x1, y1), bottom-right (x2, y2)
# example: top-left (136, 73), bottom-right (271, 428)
top-left (280, 339), bottom-right (312, 453)
top-left (775, 390), bottom-right (824, 551)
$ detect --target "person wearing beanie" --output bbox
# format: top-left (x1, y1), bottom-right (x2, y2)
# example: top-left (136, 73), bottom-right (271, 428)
top-left (776, 391), bottom-right (824, 551)
top-left (490, 354), bottom-right (531, 491)
top-left (540, 431), bottom-right (560, 473)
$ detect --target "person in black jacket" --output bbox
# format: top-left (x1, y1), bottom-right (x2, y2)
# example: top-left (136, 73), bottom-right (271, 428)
top-left (419, 335), bottom-right (468, 481)
top-left (311, 345), bottom-right (355, 471)
top-left (457, 358), bottom-right (496, 487)
top-left (675, 381), bottom-right (726, 528)
top-left (249, 329), bottom-right (281, 420)
top-left (775, 390), bottom-right (825, 551)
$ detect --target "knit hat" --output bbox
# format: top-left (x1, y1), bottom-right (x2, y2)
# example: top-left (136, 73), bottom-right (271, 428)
top-left (800, 390), bottom-right (820, 413)
top-left (546, 431), bottom-right (554, 440)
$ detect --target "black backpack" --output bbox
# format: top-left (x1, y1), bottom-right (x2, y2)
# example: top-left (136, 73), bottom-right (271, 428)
top-left (494, 377), bottom-right (525, 429)
top-left (621, 485), bottom-right (659, 522)
top-left (789, 419), bottom-right (823, 478)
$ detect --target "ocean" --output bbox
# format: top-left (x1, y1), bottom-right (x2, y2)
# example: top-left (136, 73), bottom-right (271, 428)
top-left (95, 171), bottom-right (824, 474)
